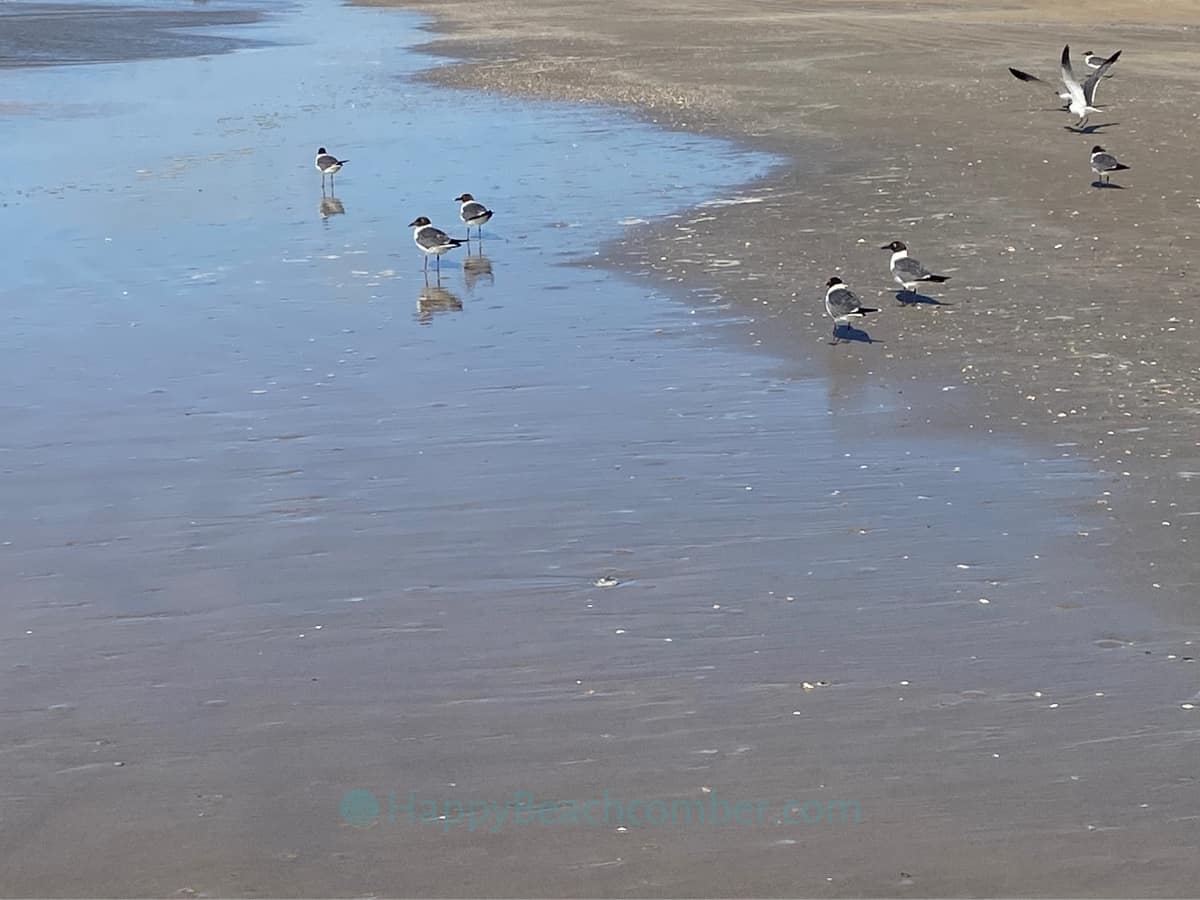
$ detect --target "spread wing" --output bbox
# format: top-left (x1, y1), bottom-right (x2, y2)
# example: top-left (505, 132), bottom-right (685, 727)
top-left (1059, 44), bottom-right (1085, 106)
top-left (1009, 67), bottom-right (1048, 85)
top-left (1082, 49), bottom-right (1121, 105)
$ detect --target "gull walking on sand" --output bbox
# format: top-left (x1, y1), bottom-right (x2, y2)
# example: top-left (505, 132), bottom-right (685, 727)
top-left (1090, 145), bottom-right (1130, 185)
top-left (881, 240), bottom-right (949, 298)
top-left (315, 147), bottom-right (348, 190)
top-left (454, 193), bottom-right (494, 241)
top-left (409, 216), bottom-right (464, 273)
top-left (824, 277), bottom-right (878, 344)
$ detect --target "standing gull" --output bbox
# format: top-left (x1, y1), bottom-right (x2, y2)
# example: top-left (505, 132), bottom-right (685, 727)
top-left (315, 147), bottom-right (348, 189)
top-left (1090, 145), bottom-right (1130, 185)
top-left (881, 240), bottom-right (949, 297)
top-left (409, 216), bottom-right (464, 273)
top-left (824, 277), bottom-right (878, 343)
top-left (1083, 51), bottom-right (1116, 76)
top-left (454, 193), bottom-right (494, 241)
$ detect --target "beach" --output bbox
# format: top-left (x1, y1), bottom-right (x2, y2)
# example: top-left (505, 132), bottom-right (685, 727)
top-left (2, 0), bottom-right (1199, 896)
top-left (356, 0), bottom-right (1200, 664)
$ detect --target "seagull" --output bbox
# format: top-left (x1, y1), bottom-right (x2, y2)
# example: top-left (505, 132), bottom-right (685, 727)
top-left (1008, 46), bottom-right (1120, 122)
top-left (881, 240), bottom-right (949, 296)
top-left (824, 277), bottom-right (877, 343)
top-left (1083, 51), bottom-right (1116, 76)
top-left (1090, 145), bottom-right (1130, 185)
top-left (1059, 44), bottom-right (1117, 127)
top-left (454, 193), bottom-right (494, 241)
top-left (409, 216), bottom-right (464, 273)
top-left (315, 147), bottom-right (347, 189)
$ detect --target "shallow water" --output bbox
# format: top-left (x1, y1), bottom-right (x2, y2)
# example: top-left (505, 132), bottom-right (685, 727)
top-left (3, 1), bottom-right (1199, 896)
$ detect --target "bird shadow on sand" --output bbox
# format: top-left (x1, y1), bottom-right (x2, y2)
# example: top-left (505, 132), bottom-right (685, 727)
top-left (896, 290), bottom-right (950, 306)
top-left (1065, 122), bottom-right (1118, 134)
top-left (830, 324), bottom-right (882, 345)
top-left (1091, 180), bottom-right (1126, 189)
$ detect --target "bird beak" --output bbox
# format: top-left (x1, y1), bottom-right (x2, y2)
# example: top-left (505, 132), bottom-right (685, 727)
top-left (879, 243), bottom-right (893, 250)
top-left (408, 220), bottom-right (419, 227)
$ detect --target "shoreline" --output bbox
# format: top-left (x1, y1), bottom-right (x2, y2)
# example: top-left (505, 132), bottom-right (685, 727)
top-left (3, 0), bottom-right (1199, 894)
top-left (354, 0), bottom-right (1200, 636)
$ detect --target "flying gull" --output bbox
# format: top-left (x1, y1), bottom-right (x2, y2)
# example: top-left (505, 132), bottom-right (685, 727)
top-left (881, 240), bottom-right (949, 297)
top-left (1090, 145), bottom-right (1130, 185)
top-left (409, 216), bottom-right (464, 273)
top-left (454, 193), bottom-right (494, 241)
top-left (1008, 46), bottom-right (1121, 123)
top-left (824, 277), bottom-right (878, 343)
top-left (315, 147), bottom-right (348, 189)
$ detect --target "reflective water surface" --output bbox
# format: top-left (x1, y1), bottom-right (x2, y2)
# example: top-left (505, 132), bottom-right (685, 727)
top-left (2, 1), bottom-right (1196, 896)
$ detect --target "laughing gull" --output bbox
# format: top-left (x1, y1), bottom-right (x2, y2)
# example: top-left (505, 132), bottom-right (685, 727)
top-left (1059, 44), bottom-right (1118, 127)
top-left (409, 216), bottom-right (464, 273)
top-left (881, 240), bottom-right (949, 296)
top-left (1008, 46), bottom-right (1120, 120)
top-left (315, 147), bottom-right (348, 189)
top-left (454, 193), bottom-right (494, 241)
top-left (824, 277), bottom-right (877, 342)
top-left (1083, 51), bottom-right (1116, 76)
top-left (1090, 145), bottom-right (1130, 185)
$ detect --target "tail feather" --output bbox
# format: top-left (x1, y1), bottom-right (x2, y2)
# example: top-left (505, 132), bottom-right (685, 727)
top-left (858, 307), bottom-right (879, 315)
top-left (922, 274), bottom-right (950, 283)
top-left (1112, 163), bottom-right (1131, 171)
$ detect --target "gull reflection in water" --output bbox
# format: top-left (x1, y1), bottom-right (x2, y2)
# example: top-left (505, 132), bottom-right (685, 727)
top-left (462, 250), bottom-right (494, 294)
top-left (319, 195), bottom-right (346, 221)
top-left (416, 282), bottom-right (463, 326)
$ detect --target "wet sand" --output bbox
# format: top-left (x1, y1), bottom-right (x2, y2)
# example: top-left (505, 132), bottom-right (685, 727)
top-left (2, 0), bottom-right (1200, 897)
top-left (0, 2), bottom-right (266, 68)
top-left (346, 0), bottom-right (1200, 893)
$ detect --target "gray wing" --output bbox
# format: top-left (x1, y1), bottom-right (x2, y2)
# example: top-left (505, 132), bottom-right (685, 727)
top-left (826, 286), bottom-right (862, 318)
top-left (1091, 152), bottom-right (1120, 171)
top-left (1059, 45), bottom-right (1085, 106)
top-left (461, 200), bottom-right (490, 220)
top-left (316, 153), bottom-right (340, 170)
top-left (893, 256), bottom-right (934, 281)
top-left (1082, 50), bottom-right (1120, 104)
top-left (416, 225), bottom-right (458, 249)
